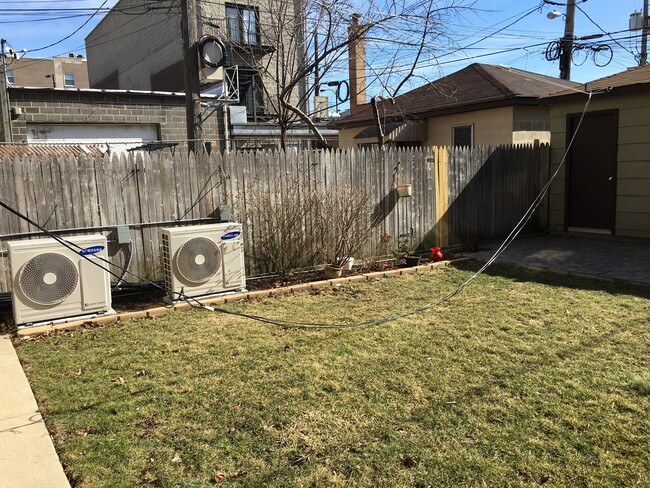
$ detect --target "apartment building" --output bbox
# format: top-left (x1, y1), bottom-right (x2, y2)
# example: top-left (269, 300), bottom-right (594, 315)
top-left (84, 0), bottom-right (315, 149)
top-left (5, 54), bottom-right (89, 89)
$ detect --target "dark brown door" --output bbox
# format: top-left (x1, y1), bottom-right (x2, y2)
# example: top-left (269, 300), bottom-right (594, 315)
top-left (566, 111), bottom-right (618, 232)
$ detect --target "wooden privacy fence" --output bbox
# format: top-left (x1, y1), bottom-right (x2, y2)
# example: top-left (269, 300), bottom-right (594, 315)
top-left (0, 144), bottom-right (549, 292)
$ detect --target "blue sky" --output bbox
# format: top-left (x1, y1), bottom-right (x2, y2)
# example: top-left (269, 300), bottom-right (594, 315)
top-left (1, 0), bottom-right (646, 84)
top-left (438, 0), bottom-right (647, 82)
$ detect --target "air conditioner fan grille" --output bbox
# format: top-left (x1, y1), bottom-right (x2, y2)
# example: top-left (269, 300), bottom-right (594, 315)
top-left (18, 252), bottom-right (79, 305)
top-left (176, 237), bottom-right (221, 284)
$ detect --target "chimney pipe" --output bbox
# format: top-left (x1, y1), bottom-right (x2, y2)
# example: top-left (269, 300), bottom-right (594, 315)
top-left (348, 14), bottom-right (367, 114)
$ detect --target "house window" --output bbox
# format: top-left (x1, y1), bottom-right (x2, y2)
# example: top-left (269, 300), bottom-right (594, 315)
top-left (6, 69), bottom-right (14, 84)
top-left (64, 73), bottom-right (75, 87)
top-left (452, 124), bottom-right (472, 147)
top-left (226, 4), bottom-right (259, 44)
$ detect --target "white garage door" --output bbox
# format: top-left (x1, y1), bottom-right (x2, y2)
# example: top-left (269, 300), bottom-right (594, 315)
top-left (26, 124), bottom-right (159, 150)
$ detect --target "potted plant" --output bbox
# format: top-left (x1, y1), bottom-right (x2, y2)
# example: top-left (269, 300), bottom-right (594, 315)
top-left (324, 263), bottom-right (343, 279)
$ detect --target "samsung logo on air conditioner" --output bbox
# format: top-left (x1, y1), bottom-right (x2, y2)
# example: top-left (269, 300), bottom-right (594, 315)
top-left (220, 231), bottom-right (241, 240)
top-left (79, 245), bottom-right (105, 255)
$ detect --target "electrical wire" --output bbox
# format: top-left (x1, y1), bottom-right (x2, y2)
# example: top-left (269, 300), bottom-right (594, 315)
top-left (0, 199), bottom-right (166, 291)
top-left (112, 240), bottom-right (133, 291)
top-left (576, 3), bottom-right (637, 58)
top-left (9, 14), bottom-right (173, 73)
top-left (436, 2), bottom-right (544, 62)
top-left (26, 0), bottom-right (109, 53)
top-left (199, 89), bottom-right (594, 329)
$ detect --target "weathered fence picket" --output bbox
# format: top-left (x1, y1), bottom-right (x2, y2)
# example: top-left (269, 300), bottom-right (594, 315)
top-left (0, 145), bottom-right (549, 292)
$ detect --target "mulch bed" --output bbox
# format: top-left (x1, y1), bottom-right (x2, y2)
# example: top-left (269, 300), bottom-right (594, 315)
top-left (245, 259), bottom-right (408, 291)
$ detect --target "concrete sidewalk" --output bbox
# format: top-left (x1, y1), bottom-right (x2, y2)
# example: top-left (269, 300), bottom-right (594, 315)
top-left (471, 235), bottom-right (650, 285)
top-left (0, 335), bottom-right (69, 488)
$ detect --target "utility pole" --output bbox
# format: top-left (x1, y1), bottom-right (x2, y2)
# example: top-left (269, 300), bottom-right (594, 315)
top-left (0, 39), bottom-right (13, 142)
top-left (180, 0), bottom-right (202, 153)
top-left (559, 0), bottom-right (576, 80)
top-left (641, 0), bottom-right (649, 66)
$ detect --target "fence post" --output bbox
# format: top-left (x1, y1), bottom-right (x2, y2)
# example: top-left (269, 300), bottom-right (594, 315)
top-left (535, 140), bottom-right (550, 231)
top-left (434, 146), bottom-right (449, 247)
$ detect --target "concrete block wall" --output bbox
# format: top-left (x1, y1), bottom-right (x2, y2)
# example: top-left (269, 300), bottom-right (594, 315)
top-left (6, 88), bottom-right (221, 144)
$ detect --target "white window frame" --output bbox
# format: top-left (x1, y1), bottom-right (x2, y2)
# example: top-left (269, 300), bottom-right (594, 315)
top-left (6, 69), bottom-right (14, 84)
top-left (64, 73), bottom-right (75, 87)
top-left (225, 4), bottom-right (259, 45)
top-left (451, 124), bottom-right (473, 147)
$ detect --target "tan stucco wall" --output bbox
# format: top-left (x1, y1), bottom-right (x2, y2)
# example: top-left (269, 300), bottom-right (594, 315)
top-left (425, 106), bottom-right (514, 146)
top-left (9, 57), bottom-right (89, 89)
top-left (338, 126), bottom-right (367, 148)
top-left (548, 91), bottom-right (650, 238)
top-left (512, 130), bottom-right (550, 144)
top-left (338, 107), bottom-right (515, 149)
top-left (337, 105), bottom-right (553, 149)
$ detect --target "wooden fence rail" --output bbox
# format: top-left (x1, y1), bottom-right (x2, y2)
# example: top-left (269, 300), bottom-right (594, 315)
top-left (0, 144), bottom-right (549, 292)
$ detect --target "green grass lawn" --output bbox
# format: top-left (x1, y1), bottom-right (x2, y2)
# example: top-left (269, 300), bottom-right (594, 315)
top-left (15, 262), bottom-right (650, 487)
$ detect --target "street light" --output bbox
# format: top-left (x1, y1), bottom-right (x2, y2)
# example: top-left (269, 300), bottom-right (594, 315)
top-left (545, 1), bottom-right (576, 80)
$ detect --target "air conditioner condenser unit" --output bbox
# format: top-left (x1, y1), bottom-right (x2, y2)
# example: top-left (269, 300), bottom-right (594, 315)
top-left (7, 235), bottom-right (115, 326)
top-left (160, 223), bottom-right (246, 301)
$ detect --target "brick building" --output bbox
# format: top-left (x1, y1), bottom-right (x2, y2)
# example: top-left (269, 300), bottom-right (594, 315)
top-left (80, 0), bottom-right (337, 149)
top-left (85, 0), bottom-right (306, 121)
top-left (2, 86), bottom-right (222, 149)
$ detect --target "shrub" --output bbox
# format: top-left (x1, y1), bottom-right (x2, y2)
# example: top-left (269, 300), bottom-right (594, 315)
top-left (239, 181), bottom-right (374, 275)
top-left (239, 179), bottom-right (322, 277)
top-left (312, 186), bottom-right (373, 268)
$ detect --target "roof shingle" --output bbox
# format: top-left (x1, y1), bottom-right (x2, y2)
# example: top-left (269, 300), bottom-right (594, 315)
top-left (545, 64), bottom-right (650, 98)
top-left (334, 63), bottom-right (580, 126)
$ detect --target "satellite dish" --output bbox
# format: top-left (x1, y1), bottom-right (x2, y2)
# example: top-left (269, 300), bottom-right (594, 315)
top-left (198, 35), bottom-right (228, 68)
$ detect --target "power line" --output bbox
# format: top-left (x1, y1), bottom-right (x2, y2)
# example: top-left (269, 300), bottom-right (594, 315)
top-left (437, 2), bottom-right (544, 61)
top-left (576, 3), bottom-right (638, 58)
top-left (27, 0), bottom-right (109, 53)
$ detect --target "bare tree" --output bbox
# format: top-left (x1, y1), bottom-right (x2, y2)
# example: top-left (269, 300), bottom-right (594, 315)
top-left (225, 0), bottom-right (473, 149)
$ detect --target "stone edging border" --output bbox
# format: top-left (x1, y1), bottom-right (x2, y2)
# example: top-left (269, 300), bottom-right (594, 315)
top-left (16, 258), bottom-right (470, 338)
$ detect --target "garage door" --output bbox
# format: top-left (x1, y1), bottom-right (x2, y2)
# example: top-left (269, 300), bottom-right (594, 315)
top-left (26, 124), bottom-right (159, 150)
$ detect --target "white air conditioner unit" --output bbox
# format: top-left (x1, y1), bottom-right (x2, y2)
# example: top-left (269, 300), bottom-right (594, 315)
top-left (7, 235), bottom-right (114, 326)
top-left (160, 223), bottom-right (246, 301)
